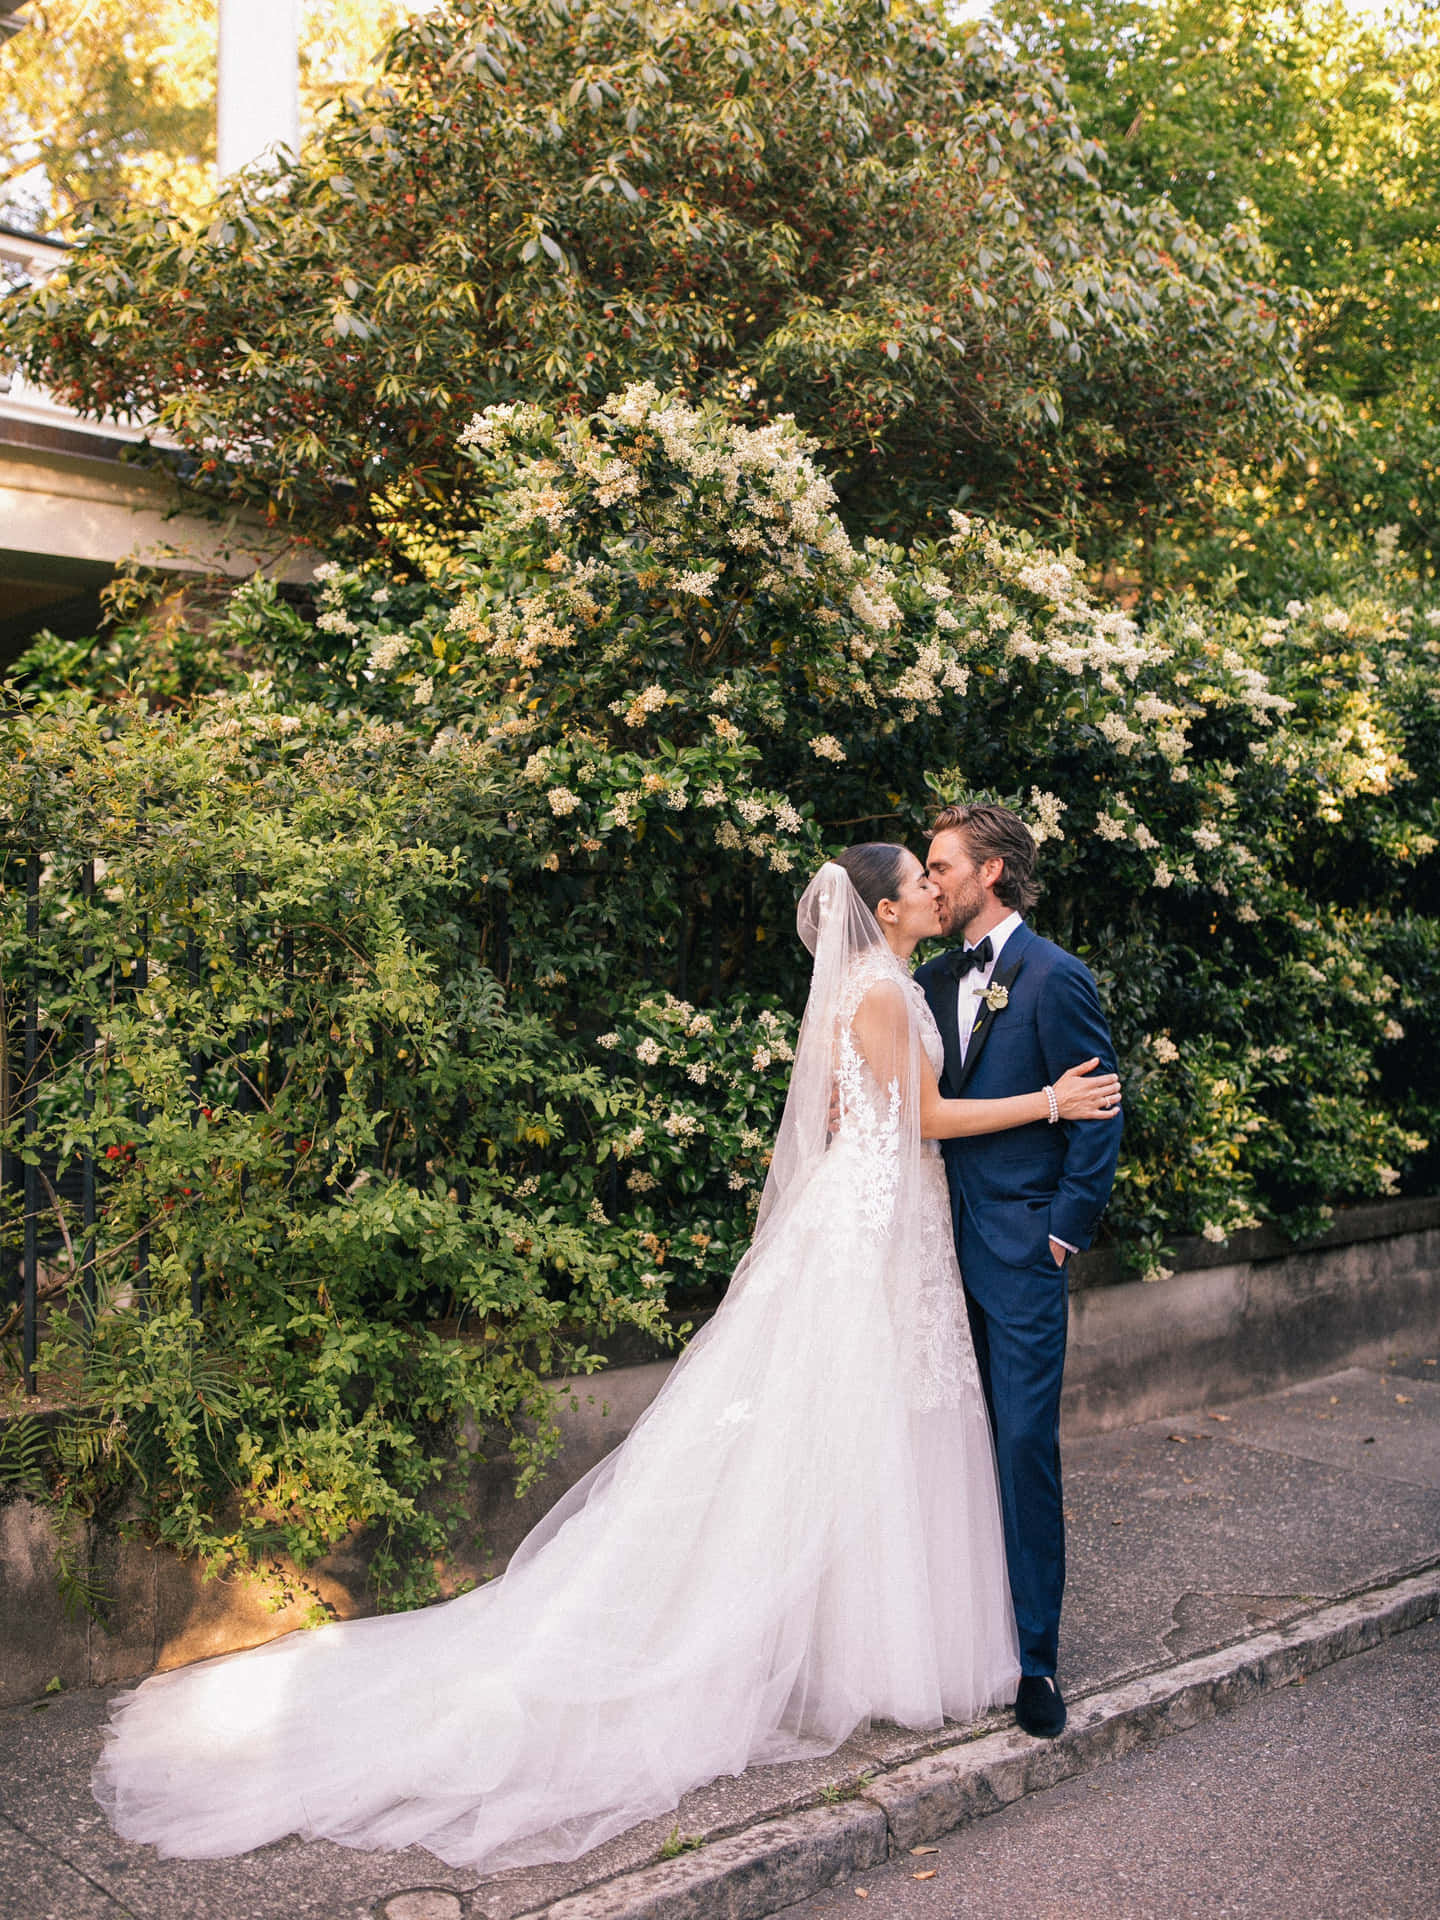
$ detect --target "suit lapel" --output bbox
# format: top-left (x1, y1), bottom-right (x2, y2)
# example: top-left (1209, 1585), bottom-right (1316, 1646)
top-left (955, 925), bottom-right (1034, 1095)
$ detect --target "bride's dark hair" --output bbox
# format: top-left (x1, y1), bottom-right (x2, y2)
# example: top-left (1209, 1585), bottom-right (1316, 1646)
top-left (831, 843), bottom-right (909, 917)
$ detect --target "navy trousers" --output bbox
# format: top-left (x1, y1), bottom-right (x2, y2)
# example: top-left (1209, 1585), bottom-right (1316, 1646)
top-left (958, 1219), bottom-right (1069, 1679)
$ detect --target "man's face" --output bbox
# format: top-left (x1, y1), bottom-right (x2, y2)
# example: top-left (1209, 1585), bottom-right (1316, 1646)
top-left (926, 828), bottom-right (992, 940)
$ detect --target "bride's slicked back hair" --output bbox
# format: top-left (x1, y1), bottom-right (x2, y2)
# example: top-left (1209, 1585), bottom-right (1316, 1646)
top-left (831, 843), bottom-right (908, 918)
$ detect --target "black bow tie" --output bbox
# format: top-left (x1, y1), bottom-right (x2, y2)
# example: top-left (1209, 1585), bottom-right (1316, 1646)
top-left (950, 937), bottom-right (993, 979)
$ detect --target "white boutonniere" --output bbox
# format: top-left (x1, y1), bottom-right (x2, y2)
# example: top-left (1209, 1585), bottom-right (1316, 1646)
top-left (983, 982), bottom-right (1009, 1014)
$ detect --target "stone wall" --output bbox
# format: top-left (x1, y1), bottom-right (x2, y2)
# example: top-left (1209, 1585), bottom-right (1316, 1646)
top-left (3, 1198), bottom-right (1437, 1708)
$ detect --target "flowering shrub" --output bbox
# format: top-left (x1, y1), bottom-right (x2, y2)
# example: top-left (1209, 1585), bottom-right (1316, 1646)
top-left (4, 384), bottom-right (1437, 1590)
top-left (283, 387), bottom-right (1440, 1272)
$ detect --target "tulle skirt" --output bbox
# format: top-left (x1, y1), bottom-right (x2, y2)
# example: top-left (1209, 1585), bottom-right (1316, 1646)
top-left (93, 1141), bottom-right (1020, 1870)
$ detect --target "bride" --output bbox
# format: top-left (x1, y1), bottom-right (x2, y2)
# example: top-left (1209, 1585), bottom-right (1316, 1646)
top-left (94, 845), bottom-right (1120, 1871)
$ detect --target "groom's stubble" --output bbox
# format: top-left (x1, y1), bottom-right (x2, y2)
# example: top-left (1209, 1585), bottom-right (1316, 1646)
top-left (926, 828), bottom-right (998, 943)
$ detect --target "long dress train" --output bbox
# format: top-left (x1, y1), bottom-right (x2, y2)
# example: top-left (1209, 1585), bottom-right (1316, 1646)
top-left (93, 867), bottom-right (1020, 1871)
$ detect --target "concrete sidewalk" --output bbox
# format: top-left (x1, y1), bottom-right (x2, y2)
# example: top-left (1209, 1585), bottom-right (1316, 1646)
top-left (3, 1354), bottom-right (1439, 1920)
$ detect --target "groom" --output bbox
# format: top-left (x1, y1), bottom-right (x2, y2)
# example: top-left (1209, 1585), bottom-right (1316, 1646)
top-left (915, 803), bottom-right (1122, 1739)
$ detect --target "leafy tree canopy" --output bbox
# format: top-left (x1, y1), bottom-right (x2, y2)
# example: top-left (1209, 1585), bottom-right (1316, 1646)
top-left (998, 0), bottom-right (1440, 403)
top-left (8, 0), bottom-right (1315, 556)
top-left (0, 0), bottom-right (423, 235)
top-left (995, 2), bottom-right (1440, 589)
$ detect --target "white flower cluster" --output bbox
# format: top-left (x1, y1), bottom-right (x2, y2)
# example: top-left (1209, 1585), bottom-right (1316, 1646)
top-left (367, 633), bottom-right (411, 673)
top-left (673, 563), bottom-right (725, 597)
top-left (459, 401), bottom-right (548, 450)
top-left (1097, 711), bottom-right (1143, 756)
top-left (311, 563), bottom-right (362, 638)
top-left (1135, 692), bottom-right (1180, 725)
top-left (850, 575), bottom-right (903, 632)
top-left (548, 786), bottom-right (581, 817)
top-left (625, 684), bottom-right (668, 728)
top-left (810, 734), bottom-right (846, 763)
top-left (891, 642), bottom-right (966, 712)
top-left (1014, 558), bottom-right (1080, 602)
top-left (577, 445), bottom-right (641, 508)
top-left (519, 483), bottom-right (573, 533)
top-left (591, 384), bottom-right (850, 578)
top-left (1027, 788), bottom-right (1067, 846)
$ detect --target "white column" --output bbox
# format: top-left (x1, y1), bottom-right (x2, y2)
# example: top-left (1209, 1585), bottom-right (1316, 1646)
top-left (217, 0), bottom-right (301, 177)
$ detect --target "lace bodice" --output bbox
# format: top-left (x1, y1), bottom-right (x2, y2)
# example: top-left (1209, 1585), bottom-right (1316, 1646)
top-left (822, 947), bottom-right (979, 1412)
top-left (833, 950), bottom-right (944, 1191)
top-left (836, 947), bottom-right (945, 1074)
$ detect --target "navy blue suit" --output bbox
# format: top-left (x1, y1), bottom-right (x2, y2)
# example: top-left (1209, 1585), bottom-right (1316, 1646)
top-left (915, 923), bottom-right (1122, 1678)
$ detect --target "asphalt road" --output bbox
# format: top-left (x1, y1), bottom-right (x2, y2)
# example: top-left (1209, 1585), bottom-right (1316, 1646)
top-left (785, 1617), bottom-right (1440, 1920)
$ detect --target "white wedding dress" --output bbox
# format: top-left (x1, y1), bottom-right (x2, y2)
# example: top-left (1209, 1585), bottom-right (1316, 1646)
top-left (93, 865), bottom-right (1020, 1870)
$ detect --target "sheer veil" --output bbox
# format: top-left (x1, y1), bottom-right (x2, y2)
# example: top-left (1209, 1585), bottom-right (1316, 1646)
top-left (741, 857), bottom-right (931, 1282)
top-left (752, 859), bottom-right (881, 1237)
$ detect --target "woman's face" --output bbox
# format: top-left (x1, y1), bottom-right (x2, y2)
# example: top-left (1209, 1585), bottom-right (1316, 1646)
top-left (880, 850), bottom-right (942, 946)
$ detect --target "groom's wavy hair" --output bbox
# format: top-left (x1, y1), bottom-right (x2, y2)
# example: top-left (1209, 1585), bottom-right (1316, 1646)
top-left (929, 803), bottom-right (1041, 915)
top-left (832, 842), bottom-right (910, 917)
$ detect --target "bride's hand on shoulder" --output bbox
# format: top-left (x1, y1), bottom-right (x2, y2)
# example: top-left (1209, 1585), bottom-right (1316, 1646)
top-left (1053, 1058), bottom-right (1122, 1121)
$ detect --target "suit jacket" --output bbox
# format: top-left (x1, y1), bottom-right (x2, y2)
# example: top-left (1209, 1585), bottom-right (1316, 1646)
top-left (915, 923), bottom-right (1123, 1271)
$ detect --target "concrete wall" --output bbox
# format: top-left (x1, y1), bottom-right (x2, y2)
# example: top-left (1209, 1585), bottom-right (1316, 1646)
top-left (3, 1200), bottom-right (1438, 1708)
top-left (1065, 1197), bottom-right (1440, 1431)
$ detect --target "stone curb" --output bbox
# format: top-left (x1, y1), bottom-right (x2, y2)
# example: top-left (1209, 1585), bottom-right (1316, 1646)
top-left (522, 1565), bottom-right (1440, 1920)
top-left (527, 1802), bottom-right (890, 1920)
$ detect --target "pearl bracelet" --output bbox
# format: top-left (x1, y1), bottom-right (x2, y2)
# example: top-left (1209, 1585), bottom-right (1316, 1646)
top-left (1043, 1084), bottom-right (1059, 1125)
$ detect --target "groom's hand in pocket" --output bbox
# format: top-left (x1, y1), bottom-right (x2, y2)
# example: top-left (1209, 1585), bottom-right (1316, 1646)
top-left (1049, 1237), bottom-right (1070, 1267)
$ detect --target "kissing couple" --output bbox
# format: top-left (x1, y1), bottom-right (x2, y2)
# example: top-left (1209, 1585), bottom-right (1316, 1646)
top-left (94, 802), bottom-right (1124, 1873)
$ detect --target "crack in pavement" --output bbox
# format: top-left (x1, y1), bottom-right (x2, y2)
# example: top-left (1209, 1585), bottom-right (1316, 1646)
top-left (1161, 1589), bottom-right (1316, 1657)
top-left (0, 1806), bottom-right (141, 1918)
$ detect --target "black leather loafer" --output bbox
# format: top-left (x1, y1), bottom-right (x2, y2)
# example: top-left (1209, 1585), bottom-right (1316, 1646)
top-left (1014, 1674), bottom-right (1067, 1739)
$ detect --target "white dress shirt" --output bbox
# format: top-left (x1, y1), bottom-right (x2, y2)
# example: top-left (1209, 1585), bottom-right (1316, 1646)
top-left (956, 910), bottom-right (1023, 1060)
top-left (955, 912), bottom-right (1076, 1258)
